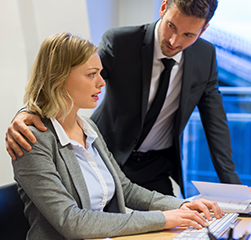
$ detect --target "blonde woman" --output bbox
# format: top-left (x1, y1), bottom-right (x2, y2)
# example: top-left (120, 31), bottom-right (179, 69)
top-left (12, 33), bottom-right (223, 239)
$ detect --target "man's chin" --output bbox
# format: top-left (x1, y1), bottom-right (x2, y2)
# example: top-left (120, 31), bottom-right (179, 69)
top-left (163, 51), bottom-right (178, 57)
top-left (164, 48), bottom-right (182, 57)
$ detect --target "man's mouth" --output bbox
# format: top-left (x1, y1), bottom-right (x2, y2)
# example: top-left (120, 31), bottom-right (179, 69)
top-left (166, 43), bottom-right (176, 51)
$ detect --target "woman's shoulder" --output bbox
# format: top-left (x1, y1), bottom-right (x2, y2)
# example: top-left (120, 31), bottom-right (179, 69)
top-left (27, 118), bottom-right (57, 144)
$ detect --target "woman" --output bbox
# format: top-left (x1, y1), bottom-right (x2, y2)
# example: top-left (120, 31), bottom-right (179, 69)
top-left (12, 33), bottom-right (223, 240)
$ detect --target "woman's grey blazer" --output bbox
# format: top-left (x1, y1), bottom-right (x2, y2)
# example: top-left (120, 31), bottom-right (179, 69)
top-left (12, 117), bottom-right (185, 240)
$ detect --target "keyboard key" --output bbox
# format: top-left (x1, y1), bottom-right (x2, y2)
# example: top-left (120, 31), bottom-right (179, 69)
top-left (172, 213), bottom-right (239, 240)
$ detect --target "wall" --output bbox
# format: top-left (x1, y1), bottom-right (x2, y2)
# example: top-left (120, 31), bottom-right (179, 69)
top-left (0, 0), bottom-right (91, 186)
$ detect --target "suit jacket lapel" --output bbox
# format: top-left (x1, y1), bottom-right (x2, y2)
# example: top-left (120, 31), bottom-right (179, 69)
top-left (174, 47), bottom-right (194, 135)
top-left (141, 22), bottom-right (156, 125)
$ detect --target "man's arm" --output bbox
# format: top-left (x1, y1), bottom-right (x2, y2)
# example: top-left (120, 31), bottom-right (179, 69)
top-left (197, 45), bottom-right (241, 184)
top-left (5, 111), bottom-right (47, 160)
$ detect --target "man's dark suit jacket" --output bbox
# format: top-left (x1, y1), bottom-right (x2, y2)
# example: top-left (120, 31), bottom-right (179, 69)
top-left (91, 21), bottom-right (241, 195)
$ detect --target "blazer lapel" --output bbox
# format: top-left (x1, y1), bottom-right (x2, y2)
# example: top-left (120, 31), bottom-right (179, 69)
top-left (140, 22), bottom-right (157, 125)
top-left (174, 47), bottom-right (194, 135)
top-left (93, 140), bottom-right (126, 213)
top-left (43, 119), bottom-right (91, 209)
top-left (58, 145), bottom-right (91, 208)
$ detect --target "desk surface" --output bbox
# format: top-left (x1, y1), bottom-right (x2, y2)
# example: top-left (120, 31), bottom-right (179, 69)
top-left (89, 218), bottom-right (251, 240)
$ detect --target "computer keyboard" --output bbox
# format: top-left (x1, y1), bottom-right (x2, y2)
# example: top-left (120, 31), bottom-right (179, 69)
top-left (173, 212), bottom-right (239, 240)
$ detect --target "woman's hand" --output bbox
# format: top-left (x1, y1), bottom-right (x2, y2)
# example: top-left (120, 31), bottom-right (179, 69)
top-left (5, 111), bottom-right (47, 160)
top-left (162, 198), bottom-right (224, 229)
top-left (180, 198), bottom-right (224, 221)
top-left (162, 208), bottom-right (208, 229)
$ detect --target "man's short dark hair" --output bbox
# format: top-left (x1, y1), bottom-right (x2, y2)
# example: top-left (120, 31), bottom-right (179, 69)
top-left (166, 0), bottom-right (218, 26)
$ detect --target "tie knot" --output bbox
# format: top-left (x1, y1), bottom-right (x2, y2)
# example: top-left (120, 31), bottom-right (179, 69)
top-left (161, 58), bottom-right (175, 71)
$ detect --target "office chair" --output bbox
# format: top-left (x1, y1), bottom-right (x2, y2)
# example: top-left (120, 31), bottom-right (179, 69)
top-left (0, 183), bottom-right (29, 240)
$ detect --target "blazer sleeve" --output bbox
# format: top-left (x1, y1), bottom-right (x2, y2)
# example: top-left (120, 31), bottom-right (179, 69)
top-left (98, 28), bottom-right (117, 80)
top-left (197, 44), bottom-right (241, 184)
top-left (12, 124), bottom-right (180, 239)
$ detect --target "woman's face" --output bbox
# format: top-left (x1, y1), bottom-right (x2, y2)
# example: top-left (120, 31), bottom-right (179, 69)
top-left (66, 52), bottom-right (105, 110)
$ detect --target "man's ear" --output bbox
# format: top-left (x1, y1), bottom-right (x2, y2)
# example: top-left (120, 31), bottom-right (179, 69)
top-left (159, 0), bottom-right (168, 18)
top-left (199, 23), bottom-right (209, 37)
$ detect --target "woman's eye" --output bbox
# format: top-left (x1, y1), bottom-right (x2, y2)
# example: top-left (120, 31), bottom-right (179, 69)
top-left (89, 72), bottom-right (96, 77)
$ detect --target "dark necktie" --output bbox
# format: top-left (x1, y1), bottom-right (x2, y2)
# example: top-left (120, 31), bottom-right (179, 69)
top-left (135, 58), bottom-right (175, 150)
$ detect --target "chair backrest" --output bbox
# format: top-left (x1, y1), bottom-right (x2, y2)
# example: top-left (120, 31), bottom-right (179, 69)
top-left (0, 183), bottom-right (29, 240)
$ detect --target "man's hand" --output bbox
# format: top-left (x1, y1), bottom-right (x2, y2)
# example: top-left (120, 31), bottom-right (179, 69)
top-left (5, 111), bottom-right (47, 160)
top-left (180, 198), bottom-right (224, 221)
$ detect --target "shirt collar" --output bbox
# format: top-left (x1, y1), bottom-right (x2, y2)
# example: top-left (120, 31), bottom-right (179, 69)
top-left (50, 114), bottom-right (98, 148)
top-left (154, 20), bottom-right (183, 64)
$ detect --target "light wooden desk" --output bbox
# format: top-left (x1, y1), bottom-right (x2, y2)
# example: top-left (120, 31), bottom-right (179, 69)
top-left (89, 217), bottom-right (251, 240)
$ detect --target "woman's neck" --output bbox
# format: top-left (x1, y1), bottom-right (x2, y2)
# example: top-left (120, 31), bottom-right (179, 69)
top-left (57, 111), bottom-right (86, 148)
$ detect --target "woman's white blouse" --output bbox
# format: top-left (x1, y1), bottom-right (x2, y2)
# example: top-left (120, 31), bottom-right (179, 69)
top-left (51, 116), bottom-right (115, 211)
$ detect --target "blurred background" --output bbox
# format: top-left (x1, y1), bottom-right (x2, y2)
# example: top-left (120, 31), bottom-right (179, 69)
top-left (0, 0), bottom-right (250, 198)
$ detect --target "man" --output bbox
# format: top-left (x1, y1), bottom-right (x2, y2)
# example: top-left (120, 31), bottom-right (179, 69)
top-left (6, 0), bottom-right (241, 196)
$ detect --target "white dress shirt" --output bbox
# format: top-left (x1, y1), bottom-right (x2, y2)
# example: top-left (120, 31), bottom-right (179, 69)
top-left (51, 115), bottom-right (115, 211)
top-left (138, 20), bottom-right (184, 152)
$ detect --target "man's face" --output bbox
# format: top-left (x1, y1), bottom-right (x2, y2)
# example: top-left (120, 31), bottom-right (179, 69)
top-left (158, 1), bottom-right (208, 57)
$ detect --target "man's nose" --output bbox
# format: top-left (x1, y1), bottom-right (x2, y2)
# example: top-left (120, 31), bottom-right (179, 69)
top-left (169, 33), bottom-right (180, 48)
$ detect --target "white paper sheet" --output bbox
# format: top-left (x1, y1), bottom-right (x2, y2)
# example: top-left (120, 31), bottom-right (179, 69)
top-left (190, 181), bottom-right (251, 212)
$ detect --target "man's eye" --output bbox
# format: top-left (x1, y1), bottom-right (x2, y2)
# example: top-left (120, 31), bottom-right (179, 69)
top-left (168, 23), bottom-right (174, 29)
top-left (185, 33), bottom-right (194, 38)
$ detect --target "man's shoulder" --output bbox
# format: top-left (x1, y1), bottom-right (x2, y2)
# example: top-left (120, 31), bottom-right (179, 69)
top-left (192, 37), bottom-right (215, 50)
top-left (103, 22), bottom-right (155, 39)
top-left (186, 37), bottom-right (215, 59)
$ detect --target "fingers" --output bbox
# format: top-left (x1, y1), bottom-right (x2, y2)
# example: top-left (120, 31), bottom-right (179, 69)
top-left (5, 112), bottom-right (47, 159)
top-left (181, 198), bottom-right (224, 221)
top-left (188, 210), bottom-right (208, 228)
top-left (189, 199), bottom-right (213, 221)
top-left (32, 115), bottom-right (47, 132)
top-left (10, 120), bottom-right (34, 146)
top-left (200, 198), bottom-right (224, 219)
top-left (6, 125), bottom-right (30, 159)
top-left (195, 198), bottom-right (224, 220)
top-left (164, 199), bottom-right (224, 230)
top-left (5, 135), bottom-right (18, 160)
top-left (163, 209), bottom-right (208, 230)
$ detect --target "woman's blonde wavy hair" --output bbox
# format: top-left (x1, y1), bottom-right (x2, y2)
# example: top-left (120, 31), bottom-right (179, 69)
top-left (24, 32), bottom-right (97, 120)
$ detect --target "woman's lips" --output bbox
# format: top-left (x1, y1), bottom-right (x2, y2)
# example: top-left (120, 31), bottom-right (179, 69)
top-left (92, 91), bottom-right (101, 100)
